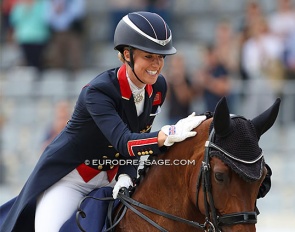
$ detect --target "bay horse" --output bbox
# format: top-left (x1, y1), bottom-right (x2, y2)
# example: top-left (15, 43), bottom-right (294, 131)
top-left (111, 97), bottom-right (280, 232)
top-left (74, 97), bottom-right (280, 232)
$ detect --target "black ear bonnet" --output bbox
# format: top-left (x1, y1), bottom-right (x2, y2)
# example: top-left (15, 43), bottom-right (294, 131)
top-left (208, 115), bottom-right (265, 182)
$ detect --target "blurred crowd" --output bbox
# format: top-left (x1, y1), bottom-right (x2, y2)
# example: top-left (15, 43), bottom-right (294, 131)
top-left (1, 0), bottom-right (86, 72)
top-left (1, 0), bottom-right (295, 124)
top-left (163, 0), bottom-right (295, 122)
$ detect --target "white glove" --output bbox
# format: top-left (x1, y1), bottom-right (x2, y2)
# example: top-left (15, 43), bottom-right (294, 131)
top-left (161, 112), bottom-right (206, 146)
top-left (112, 174), bottom-right (133, 199)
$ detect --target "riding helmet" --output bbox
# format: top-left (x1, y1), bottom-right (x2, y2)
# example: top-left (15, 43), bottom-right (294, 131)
top-left (114, 11), bottom-right (177, 56)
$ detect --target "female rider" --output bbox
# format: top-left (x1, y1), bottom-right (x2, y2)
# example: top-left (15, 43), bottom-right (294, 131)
top-left (0, 11), bottom-right (206, 232)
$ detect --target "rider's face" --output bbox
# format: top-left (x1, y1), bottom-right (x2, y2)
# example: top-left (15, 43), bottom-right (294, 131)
top-left (124, 49), bottom-right (165, 88)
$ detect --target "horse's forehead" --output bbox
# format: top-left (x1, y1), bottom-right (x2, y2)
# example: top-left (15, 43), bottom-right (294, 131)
top-left (211, 156), bottom-right (229, 171)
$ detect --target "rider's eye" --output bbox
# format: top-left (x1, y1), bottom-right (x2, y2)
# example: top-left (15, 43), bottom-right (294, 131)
top-left (215, 172), bottom-right (224, 182)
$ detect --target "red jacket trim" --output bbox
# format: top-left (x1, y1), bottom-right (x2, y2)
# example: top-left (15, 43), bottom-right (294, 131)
top-left (118, 64), bottom-right (153, 99)
top-left (127, 137), bottom-right (158, 156)
top-left (76, 164), bottom-right (118, 183)
top-left (153, 92), bottom-right (162, 105)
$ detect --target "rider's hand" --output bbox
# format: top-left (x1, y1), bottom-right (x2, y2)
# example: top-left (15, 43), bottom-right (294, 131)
top-left (161, 112), bottom-right (206, 146)
top-left (112, 174), bottom-right (133, 199)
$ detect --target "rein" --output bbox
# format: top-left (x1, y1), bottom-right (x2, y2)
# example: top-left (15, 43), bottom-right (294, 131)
top-left (116, 188), bottom-right (206, 232)
top-left (76, 195), bottom-right (115, 232)
top-left (75, 188), bottom-right (206, 232)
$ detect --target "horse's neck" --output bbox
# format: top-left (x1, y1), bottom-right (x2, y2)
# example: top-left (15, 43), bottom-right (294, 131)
top-left (116, 120), bottom-right (210, 231)
top-left (132, 136), bottom-right (208, 218)
top-left (132, 162), bottom-right (191, 216)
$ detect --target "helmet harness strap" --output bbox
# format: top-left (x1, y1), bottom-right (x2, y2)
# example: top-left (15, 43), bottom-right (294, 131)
top-left (127, 47), bottom-right (145, 84)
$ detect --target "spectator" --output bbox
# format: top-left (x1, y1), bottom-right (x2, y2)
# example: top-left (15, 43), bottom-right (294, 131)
top-left (1, 0), bottom-right (17, 43)
top-left (214, 19), bottom-right (239, 76)
top-left (145, 0), bottom-right (172, 25)
top-left (108, 0), bottom-right (146, 40)
top-left (108, 0), bottom-right (171, 40)
top-left (194, 44), bottom-right (232, 112)
top-left (42, 100), bottom-right (71, 149)
top-left (164, 53), bottom-right (196, 124)
top-left (47, 0), bottom-right (86, 72)
top-left (268, 0), bottom-right (295, 45)
top-left (241, 16), bottom-right (282, 117)
top-left (237, 1), bottom-right (265, 81)
top-left (268, 0), bottom-right (295, 81)
top-left (9, 0), bottom-right (51, 71)
top-left (282, 28), bottom-right (295, 121)
top-left (284, 29), bottom-right (295, 79)
top-left (242, 17), bottom-right (284, 89)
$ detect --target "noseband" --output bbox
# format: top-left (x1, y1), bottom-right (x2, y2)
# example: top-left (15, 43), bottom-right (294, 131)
top-left (195, 115), bottom-right (258, 231)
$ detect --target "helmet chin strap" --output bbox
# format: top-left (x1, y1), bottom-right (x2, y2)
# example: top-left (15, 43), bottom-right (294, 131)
top-left (126, 47), bottom-right (145, 84)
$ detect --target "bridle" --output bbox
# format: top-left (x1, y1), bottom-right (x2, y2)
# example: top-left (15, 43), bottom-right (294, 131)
top-left (195, 115), bottom-right (258, 232)
top-left (76, 116), bottom-right (259, 232)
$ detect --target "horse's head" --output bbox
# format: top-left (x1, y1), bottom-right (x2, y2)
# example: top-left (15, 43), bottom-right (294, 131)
top-left (196, 97), bottom-right (281, 232)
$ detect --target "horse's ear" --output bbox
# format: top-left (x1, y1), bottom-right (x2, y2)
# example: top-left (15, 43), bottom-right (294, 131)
top-left (251, 98), bottom-right (281, 139)
top-left (213, 97), bottom-right (232, 137)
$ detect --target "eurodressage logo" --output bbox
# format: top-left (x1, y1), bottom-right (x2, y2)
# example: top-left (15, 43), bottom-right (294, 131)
top-left (143, 159), bottom-right (196, 166)
top-left (84, 159), bottom-right (196, 166)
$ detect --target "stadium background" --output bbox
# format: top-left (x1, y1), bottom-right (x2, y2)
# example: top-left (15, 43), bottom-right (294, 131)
top-left (1, 0), bottom-right (295, 231)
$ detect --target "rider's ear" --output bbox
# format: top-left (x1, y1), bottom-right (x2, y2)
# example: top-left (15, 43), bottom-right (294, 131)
top-left (251, 98), bottom-right (281, 139)
top-left (123, 49), bottom-right (131, 62)
top-left (213, 97), bottom-right (232, 137)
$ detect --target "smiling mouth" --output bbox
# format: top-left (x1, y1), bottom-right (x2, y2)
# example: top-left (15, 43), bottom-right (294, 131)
top-left (147, 70), bottom-right (158, 75)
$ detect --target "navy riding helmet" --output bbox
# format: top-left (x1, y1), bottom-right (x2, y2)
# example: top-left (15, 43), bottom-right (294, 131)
top-left (114, 11), bottom-right (177, 56)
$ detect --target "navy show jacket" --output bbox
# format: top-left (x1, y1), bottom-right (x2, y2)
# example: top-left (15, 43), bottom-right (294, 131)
top-left (0, 64), bottom-right (167, 232)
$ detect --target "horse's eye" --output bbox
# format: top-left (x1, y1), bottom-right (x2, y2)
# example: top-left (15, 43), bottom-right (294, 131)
top-left (215, 172), bottom-right (224, 182)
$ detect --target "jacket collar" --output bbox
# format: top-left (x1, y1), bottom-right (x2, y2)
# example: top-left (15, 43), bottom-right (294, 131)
top-left (117, 64), bottom-right (153, 99)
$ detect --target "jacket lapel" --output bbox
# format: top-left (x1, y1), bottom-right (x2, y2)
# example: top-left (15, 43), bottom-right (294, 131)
top-left (117, 65), bottom-right (154, 133)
